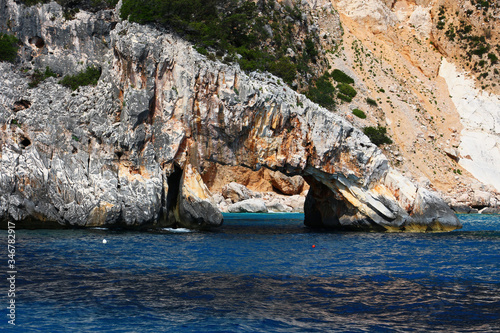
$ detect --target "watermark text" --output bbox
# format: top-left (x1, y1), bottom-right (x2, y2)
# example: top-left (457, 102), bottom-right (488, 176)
top-left (7, 221), bottom-right (16, 326)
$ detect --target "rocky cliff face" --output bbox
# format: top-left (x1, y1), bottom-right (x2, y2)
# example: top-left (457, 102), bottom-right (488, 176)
top-left (0, 0), bottom-right (460, 231)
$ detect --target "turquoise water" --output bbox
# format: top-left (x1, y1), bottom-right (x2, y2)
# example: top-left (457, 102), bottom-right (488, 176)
top-left (2, 214), bottom-right (500, 332)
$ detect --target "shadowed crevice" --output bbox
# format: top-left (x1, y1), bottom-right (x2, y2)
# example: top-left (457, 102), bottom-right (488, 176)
top-left (165, 165), bottom-right (183, 225)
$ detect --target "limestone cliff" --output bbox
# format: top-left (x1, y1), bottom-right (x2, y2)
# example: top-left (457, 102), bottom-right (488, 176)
top-left (0, 0), bottom-right (460, 231)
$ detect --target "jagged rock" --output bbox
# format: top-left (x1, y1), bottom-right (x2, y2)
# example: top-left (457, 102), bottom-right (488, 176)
top-left (176, 164), bottom-right (223, 229)
top-left (470, 191), bottom-right (491, 208)
top-left (227, 199), bottom-right (268, 213)
top-left (408, 6), bottom-right (432, 37)
top-left (305, 170), bottom-right (460, 231)
top-left (384, 170), bottom-right (418, 211)
top-left (202, 164), bottom-right (274, 193)
top-left (0, 2), bottom-right (460, 231)
top-left (409, 189), bottom-right (465, 231)
top-left (212, 194), bottom-right (225, 206)
top-left (418, 176), bottom-right (431, 188)
top-left (444, 147), bottom-right (460, 161)
top-left (283, 194), bottom-right (306, 212)
top-left (0, 1), bottom-right (114, 75)
top-left (456, 193), bottom-right (470, 203)
top-left (221, 182), bottom-right (253, 203)
top-left (336, 0), bottom-right (397, 34)
top-left (218, 183), bottom-right (306, 213)
top-left (270, 171), bottom-right (305, 195)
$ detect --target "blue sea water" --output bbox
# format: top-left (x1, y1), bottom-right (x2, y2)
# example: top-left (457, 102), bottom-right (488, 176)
top-left (2, 214), bottom-right (500, 332)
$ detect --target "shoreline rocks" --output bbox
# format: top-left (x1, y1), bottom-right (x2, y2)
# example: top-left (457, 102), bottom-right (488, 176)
top-left (217, 182), bottom-right (306, 213)
top-left (227, 199), bottom-right (268, 213)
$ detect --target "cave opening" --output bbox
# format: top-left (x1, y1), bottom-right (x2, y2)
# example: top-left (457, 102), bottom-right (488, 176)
top-left (29, 36), bottom-right (45, 48)
top-left (12, 100), bottom-right (31, 112)
top-left (20, 136), bottom-right (31, 148)
top-left (165, 164), bottom-right (183, 219)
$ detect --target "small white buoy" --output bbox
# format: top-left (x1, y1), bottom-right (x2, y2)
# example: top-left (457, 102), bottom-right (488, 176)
top-left (102, 239), bottom-right (107, 244)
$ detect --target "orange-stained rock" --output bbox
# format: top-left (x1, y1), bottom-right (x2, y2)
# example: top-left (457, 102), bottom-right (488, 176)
top-left (176, 163), bottom-right (223, 229)
top-left (202, 164), bottom-right (273, 193)
top-left (269, 171), bottom-right (305, 195)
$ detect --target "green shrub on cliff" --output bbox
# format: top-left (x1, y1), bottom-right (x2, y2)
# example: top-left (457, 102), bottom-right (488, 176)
top-left (366, 97), bottom-right (378, 106)
top-left (19, 0), bottom-right (48, 6)
top-left (488, 52), bottom-right (498, 64)
top-left (0, 34), bottom-right (18, 63)
top-left (330, 69), bottom-right (354, 84)
top-left (120, 0), bottom-right (260, 57)
top-left (29, 66), bottom-right (58, 88)
top-left (471, 44), bottom-right (490, 57)
top-left (337, 93), bottom-right (352, 103)
top-left (352, 109), bottom-right (366, 119)
top-left (304, 38), bottom-right (318, 60)
top-left (59, 66), bottom-right (101, 90)
top-left (363, 126), bottom-right (392, 146)
top-left (268, 57), bottom-right (297, 85)
top-left (306, 73), bottom-right (336, 109)
top-left (337, 83), bottom-right (357, 98)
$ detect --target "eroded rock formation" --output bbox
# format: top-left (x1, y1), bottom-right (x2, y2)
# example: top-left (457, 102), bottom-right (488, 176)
top-left (0, 2), bottom-right (460, 231)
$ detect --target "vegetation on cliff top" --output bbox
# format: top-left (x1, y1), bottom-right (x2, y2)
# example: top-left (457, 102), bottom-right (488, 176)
top-left (19, 0), bottom-right (335, 109)
top-left (120, 0), bottom-right (322, 87)
top-left (331, 69), bottom-right (354, 84)
top-left (305, 69), bottom-right (359, 109)
top-left (306, 73), bottom-right (336, 109)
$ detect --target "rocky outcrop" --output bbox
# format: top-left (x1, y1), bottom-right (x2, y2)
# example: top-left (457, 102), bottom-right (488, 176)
top-left (0, 2), bottom-right (461, 231)
top-left (222, 183), bottom-right (253, 204)
top-left (479, 207), bottom-right (500, 215)
top-left (269, 171), bottom-right (305, 195)
top-left (0, 0), bottom-right (115, 76)
top-left (176, 163), bottom-right (223, 228)
top-left (227, 199), bottom-right (268, 214)
top-left (335, 0), bottom-right (397, 34)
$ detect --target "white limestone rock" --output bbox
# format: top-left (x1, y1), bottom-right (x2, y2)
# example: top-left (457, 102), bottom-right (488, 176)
top-left (335, 0), bottom-right (397, 34)
top-left (221, 182), bottom-right (253, 203)
top-left (228, 199), bottom-right (268, 213)
top-left (439, 59), bottom-right (500, 192)
top-left (266, 199), bottom-right (293, 213)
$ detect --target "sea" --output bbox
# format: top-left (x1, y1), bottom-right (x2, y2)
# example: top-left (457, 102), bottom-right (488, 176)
top-left (2, 213), bottom-right (499, 332)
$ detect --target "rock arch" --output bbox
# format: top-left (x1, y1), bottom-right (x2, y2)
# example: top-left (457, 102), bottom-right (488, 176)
top-left (0, 21), bottom-right (460, 231)
top-left (110, 22), bottom-right (458, 232)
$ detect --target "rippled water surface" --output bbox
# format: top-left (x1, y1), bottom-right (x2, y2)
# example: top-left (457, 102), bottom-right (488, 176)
top-left (2, 214), bottom-right (500, 332)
